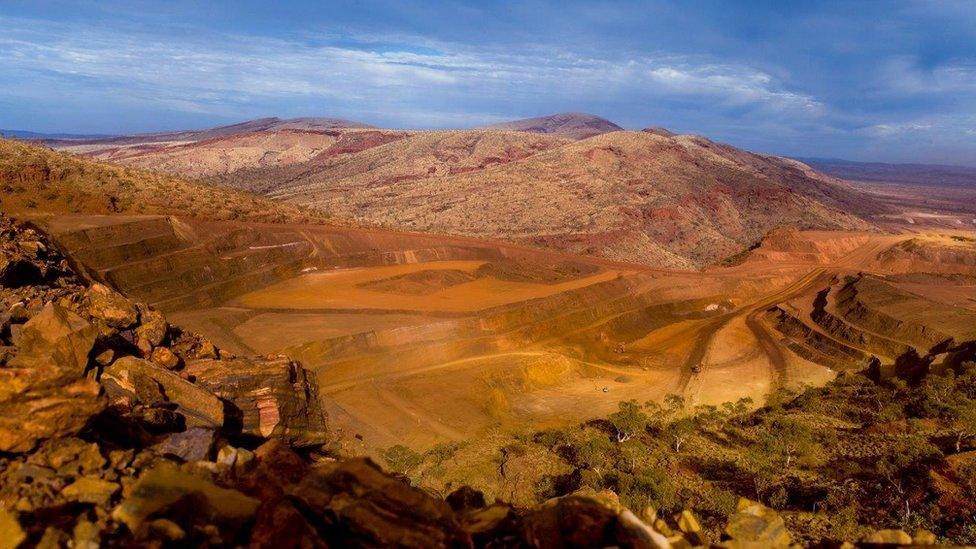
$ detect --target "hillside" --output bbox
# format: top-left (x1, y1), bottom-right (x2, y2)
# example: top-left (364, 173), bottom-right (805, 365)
top-left (270, 131), bottom-right (877, 268)
top-left (44, 121), bottom-right (883, 269)
top-left (83, 129), bottom-right (410, 181)
top-left (262, 129), bottom-right (571, 197)
top-left (483, 112), bottom-right (623, 139)
top-left (45, 116), bottom-right (369, 148)
top-left (5, 211), bottom-right (963, 547)
top-left (0, 138), bottom-right (324, 223)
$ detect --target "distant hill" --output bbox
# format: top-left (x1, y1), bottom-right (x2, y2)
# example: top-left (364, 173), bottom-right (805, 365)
top-left (82, 128), bottom-right (411, 182)
top-left (26, 117), bottom-right (883, 268)
top-left (0, 137), bottom-right (324, 224)
top-left (1, 129), bottom-right (116, 140)
top-left (800, 158), bottom-right (976, 188)
top-left (252, 130), bottom-right (876, 268)
top-left (43, 117), bottom-right (371, 147)
top-left (483, 112), bottom-right (623, 139)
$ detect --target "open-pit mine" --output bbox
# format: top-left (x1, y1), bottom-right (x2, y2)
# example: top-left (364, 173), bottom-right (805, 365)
top-left (34, 212), bottom-right (976, 455)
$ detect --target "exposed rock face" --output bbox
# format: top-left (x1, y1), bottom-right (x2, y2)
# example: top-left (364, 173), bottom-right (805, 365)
top-left (287, 458), bottom-right (471, 547)
top-left (0, 303), bottom-right (102, 452)
top-left (0, 213), bottom-right (335, 545)
top-left (112, 461), bottom-right (261, 533)
top-left (521, 490), bottom-right (671, 548)
top-left (102, 355), bottom-right (225, 429)
top-left (185, 356), bottom-right (329, 447)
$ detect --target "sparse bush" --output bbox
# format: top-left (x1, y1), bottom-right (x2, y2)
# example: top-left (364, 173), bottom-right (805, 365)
top-left (380, 444), bottom-right (423, 474)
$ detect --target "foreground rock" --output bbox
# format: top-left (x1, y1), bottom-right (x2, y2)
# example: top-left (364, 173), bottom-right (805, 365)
top-left (185, 356), bottom-right (329, 447)
top-left (0, 214), bottom-right (334, 545)
top-left (0, 303), bottom-right (102, 452)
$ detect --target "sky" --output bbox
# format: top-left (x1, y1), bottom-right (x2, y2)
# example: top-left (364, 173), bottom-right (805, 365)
top-left (1, 0), bottom-right (975, 164)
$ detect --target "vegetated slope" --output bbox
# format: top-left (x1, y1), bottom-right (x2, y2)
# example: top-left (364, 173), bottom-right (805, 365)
top-left (263, 129), bottom-right (571, 201)
top-left (0, 138), bottom-right (324, 223)
top-left (83, 129), bottom-right (410, 182)
top-left (45, 116), bottom-right (370, 147)
top-left (483, 112), bottom-right (623, 139)
top-left (273, 131), bottom-right (877, 269)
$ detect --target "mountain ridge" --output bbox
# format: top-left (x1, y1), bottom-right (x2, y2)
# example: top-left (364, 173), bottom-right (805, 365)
top-left (483, 111), bottom-right (624, 139)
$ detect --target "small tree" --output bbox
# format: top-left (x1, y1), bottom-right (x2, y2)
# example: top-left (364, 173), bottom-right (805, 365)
top-left (666, 416), bottom-right (696, 452)
top-left (872, 436), bottom-right (942, 524)
top-left (949, 398), bottom-right (976, 452)
top-left (573, 431), bottom-right (615, 474)
top-left (760, 417), bottom-right (819, 469)
top-left (608, 400), bottom-right (649, 442)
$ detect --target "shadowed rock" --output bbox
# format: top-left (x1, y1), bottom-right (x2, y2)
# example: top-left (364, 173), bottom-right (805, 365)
top-left (184, 356), bottom-right (328, 447)
top-left (102, 356), bottom-right (224, 429)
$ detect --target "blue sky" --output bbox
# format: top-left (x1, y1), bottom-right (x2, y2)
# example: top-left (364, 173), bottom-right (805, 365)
top-left (1, 0), bottom-right (975, 164)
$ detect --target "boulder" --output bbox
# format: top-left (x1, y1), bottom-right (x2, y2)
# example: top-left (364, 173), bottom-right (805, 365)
top-left (147, 518), bottom-right (185, 542)
top-left (913, 529), bottom-right (937, 545)
top-left (102, 356), bottom-right (223, 429)
top-left (152, 427), bottom-right (216, 462)
top-left (864, 529), bottom-right (913, 545)
top-left (461, 504), bottom-right (520, 546)
top-left (135, 308), bottom-right (168, 348)
top-left (0, 303), bottom-right (103, 452)
top-left (184, 356), bottom-right (327, 447)
top-left (0, 508), bottom-right (26, 549)
top-left (721, 498), bottom-right (791, 547)
top-left (72, 519), bottom-right (101, 549)
top-left (287, 457), bottom-right (470, 547)
top-left (112, 461), bottom-right (259, 532)
top-left (249, 500), bottom-right (327, 549)
top-left (61, 476), bottom-right (120, 506)
top-left (149, 346), bottom-right (180, 369)
top-left (446, 486), bottom-right (487, 514)
top-left (84, 283), bottom-right (138, 329)
top-left (523, 491), bottom-right (670, 549)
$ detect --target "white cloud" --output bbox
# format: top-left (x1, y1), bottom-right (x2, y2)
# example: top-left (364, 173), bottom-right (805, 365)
top-left (861, 122), bottom-right (933, 138)
top-left (646, 64), bottom-right (824, 115)
top-left (0, 15), bottom-right (826, 126)
top-left (876, 56), bottom-right (976, 96)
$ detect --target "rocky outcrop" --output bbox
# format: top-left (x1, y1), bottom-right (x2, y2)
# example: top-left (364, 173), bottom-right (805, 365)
top-left (0, 214), bottom-right (333, 546)
top-left (0, 303), bottom-right (103, 452)
top-left (185, 356), bottom-right (328, 447)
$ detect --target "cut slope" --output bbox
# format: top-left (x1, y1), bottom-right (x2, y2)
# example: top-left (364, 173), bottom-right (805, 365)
top-left (0, 138), bottom-right (323, 223)
top-left (483, 112), bottom-right (623, 139)
top-left (272, 131), bottom-right (876, 268)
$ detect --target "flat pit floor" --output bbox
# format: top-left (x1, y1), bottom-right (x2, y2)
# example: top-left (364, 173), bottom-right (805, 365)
top-left (230, 260), bottom-right (627, 313)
